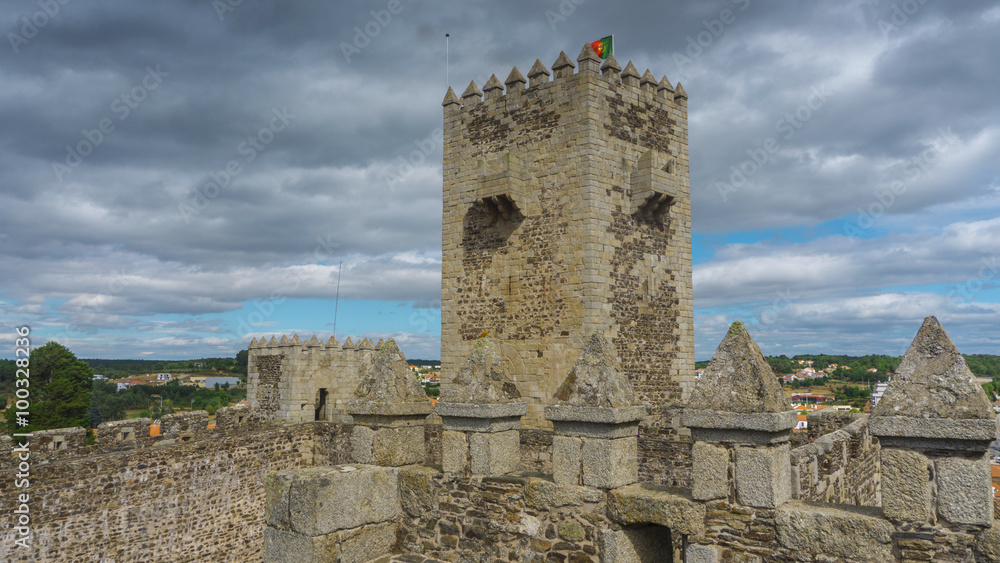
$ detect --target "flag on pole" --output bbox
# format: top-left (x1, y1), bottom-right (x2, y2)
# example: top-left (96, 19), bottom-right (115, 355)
top-left (590, 35), bottom-right (613, 59)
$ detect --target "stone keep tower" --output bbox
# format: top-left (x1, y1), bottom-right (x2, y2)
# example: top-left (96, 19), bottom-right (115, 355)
top-left (441, 47), bottom-right (694, 429)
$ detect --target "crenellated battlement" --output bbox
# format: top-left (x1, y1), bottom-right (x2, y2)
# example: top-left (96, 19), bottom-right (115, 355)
top-left (442, 48), bottom-right (687, 115)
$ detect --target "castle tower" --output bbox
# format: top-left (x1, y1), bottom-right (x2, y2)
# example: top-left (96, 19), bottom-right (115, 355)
top-left (441, 47), bottom-right (694, 429)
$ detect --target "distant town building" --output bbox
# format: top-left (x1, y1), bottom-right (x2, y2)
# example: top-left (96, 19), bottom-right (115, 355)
top-left (205, 376), bottom-right (241, 389)
top-left (870, 382), bottom-right (890, 408)
top-left (156, 373), bottom-right (172, 382)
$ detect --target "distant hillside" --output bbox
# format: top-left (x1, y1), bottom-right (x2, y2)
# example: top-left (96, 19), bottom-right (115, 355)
top-left (697, 354), bottom-right (1000, 380)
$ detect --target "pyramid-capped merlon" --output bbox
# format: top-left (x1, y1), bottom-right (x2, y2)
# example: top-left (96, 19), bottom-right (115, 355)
top-left (441, 335), bottom-right (521, 404)
top-left (504, 66), bottom-right (526, 87)
top-left (442, 86), bottom-right (460, 107)
top-left (461, 80), bottom-right (482, 100)
top-left (554, 332), bottom-right (636, 407)
top-left (483, 73), bottom-right (503, 92)
top-left (873, 316), bottom-right (994, 420)
top-left (674, 82), bottom-right (688, 99)
top-left (657, 75), bottom-right (674, 93)
top-left (552, 50), bottom-right (575, 70)
top-left (353, 339), bottom-right (426, 403)
top-left (640, 69), bottom-right (657, 86)
top-left (527, 59), bottom-right (550, 79)
top-left (688, 321), bottom-right (789, 413)
top-left (249, 337), bottom-right (258, 349)
top-left (577, 43), bottom-right (600, 63)
top-left (600, 53), bottom-right (622, 73)
top-left (621, 61), bottom-right (640, 79)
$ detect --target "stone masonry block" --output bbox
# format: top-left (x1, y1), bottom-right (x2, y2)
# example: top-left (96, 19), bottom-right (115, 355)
top-left (553, 435), bottom-right (582, 485)
top-left (936, 454), bottom-right (993, 526)
top-left (267, 465), bottom-right (399, 537)
top-left (354, 424), bottom-right (425, 466)
top-left (442, 429), bottom-right (469, 474)
top-left (351, 425), bottom-right (375, 464)
top-left (263, 527), bottom-right (338, 563)
top-left (399, 465), bottom-right (439, 518)
top-left (880, 448), bottom-right (931, 522)
top-left (337, 521), bottom-right (398, 563)
top-left (582, 436), bottom-right (637, 489)
top-left (775, 501), bottom-right (893, 561)
top-left (735, 443), bottom-right (790, 509)
top-left (469, 429), bottom-right (520, 475)
top-left (606, 484), bottom-right (706, 537)
top-left (692, 441), bottom-right (729, 501)
top-left (684, 544), bottom-right (719, 563)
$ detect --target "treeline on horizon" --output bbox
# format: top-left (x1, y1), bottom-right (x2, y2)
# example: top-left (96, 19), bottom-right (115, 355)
top-left (81, 353), bottom-right (248, 379)
top-left (694, 353), bottom-right (1000, 381)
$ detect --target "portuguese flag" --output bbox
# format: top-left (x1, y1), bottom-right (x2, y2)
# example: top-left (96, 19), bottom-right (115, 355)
top-left (590, 35), bottom-right (613, 59)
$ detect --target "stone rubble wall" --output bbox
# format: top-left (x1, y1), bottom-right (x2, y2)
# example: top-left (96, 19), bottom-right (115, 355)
top-left (791, 414), bottom-right (880, 506)
top-left (0, 414), bottom-right (353, 563)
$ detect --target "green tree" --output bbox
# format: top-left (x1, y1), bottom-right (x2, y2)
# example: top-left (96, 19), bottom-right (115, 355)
top-left (5, 342), bottom-right (93, 433)
top-left (235, 349), bottom-right (248, 376)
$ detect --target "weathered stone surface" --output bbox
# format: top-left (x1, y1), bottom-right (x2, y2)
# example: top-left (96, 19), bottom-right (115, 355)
top-left (682, 410), bottom-right (797, 433)
top-left (598, 527), bottom-right (674, 563)
top-left (439, 335), bottom-right (522, 403)
top-left (607, 484), bottom-right (706, 537)
top-left (524, 478), bottom-right (604, 510)
top-left (364, 425), bottom-right (425, 466)
top-left (687, 321), bottom-right (788, 414)
top-left (775, 501), bottom-right (893, 560)
top-left (936, 454), bottom-right (993, 526)
top-left (880, 448), bottom-right (931, 522)
top-left (551, 419), bottom-right (640, 439)
top-left (872, 316), bottom-right (995, 422)
top-left (435, 401), bottom-right (527, 420)
top-left (734, 443), bottom-right (790, 509)
top-left (268, 465), bottom-right (399, 536)
top-left (691, 441), bottom-right (729, 501)
top-left (582, 436), bottom-right (638, 489)
top-left (975, 521), bottom-right (1000, 561)
top-left (545, 404), bottom-right (647, 424)
top-left (351, 339), bottom-right (427, 404)
top-left (557, 520), bottom-right (585, 541)
top-left (468, 429), bottom-right (520, 475)
top-left (263, 527), bottom-right (338, 563)
top-left (553, 332), bottom-right (637, 407)
top-left (337, 521), bottom-right (398, 563)
top-left (553, 435), bottom-right (582, 485)
top-left (869, 416), bottom-right (997, 442)
top-left (684, 544), bottom-right (719, 563)
top-left (441, 429), bottom-right (469, 474)
top-left (398, 465), bottom-right (439, 517)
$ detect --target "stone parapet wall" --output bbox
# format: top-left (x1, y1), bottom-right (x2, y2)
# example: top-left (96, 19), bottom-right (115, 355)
top-left (791, 414), bottom-right (880, 506)
top-left (0, 418), bottom-right (353, 562)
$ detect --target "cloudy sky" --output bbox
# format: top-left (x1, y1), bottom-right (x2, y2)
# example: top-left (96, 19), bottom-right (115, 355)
top-left (1, 0), bottom-right (997, 361)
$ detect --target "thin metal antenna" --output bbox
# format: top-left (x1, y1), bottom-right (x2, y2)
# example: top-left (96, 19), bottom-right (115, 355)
top-left (445, 33), bottom-right (450, 86)
top-left (332, 261), bottom-right (343, 340)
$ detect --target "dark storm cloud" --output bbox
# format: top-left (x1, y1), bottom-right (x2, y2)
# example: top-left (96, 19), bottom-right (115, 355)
top-left (0, 0), bottom-right (997, 358)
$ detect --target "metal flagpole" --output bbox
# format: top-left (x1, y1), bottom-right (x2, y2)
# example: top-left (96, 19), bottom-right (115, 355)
top-left (446, 33), bottom-right (450, 86)
top-left (333, 261), bottom-right (343, 340)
